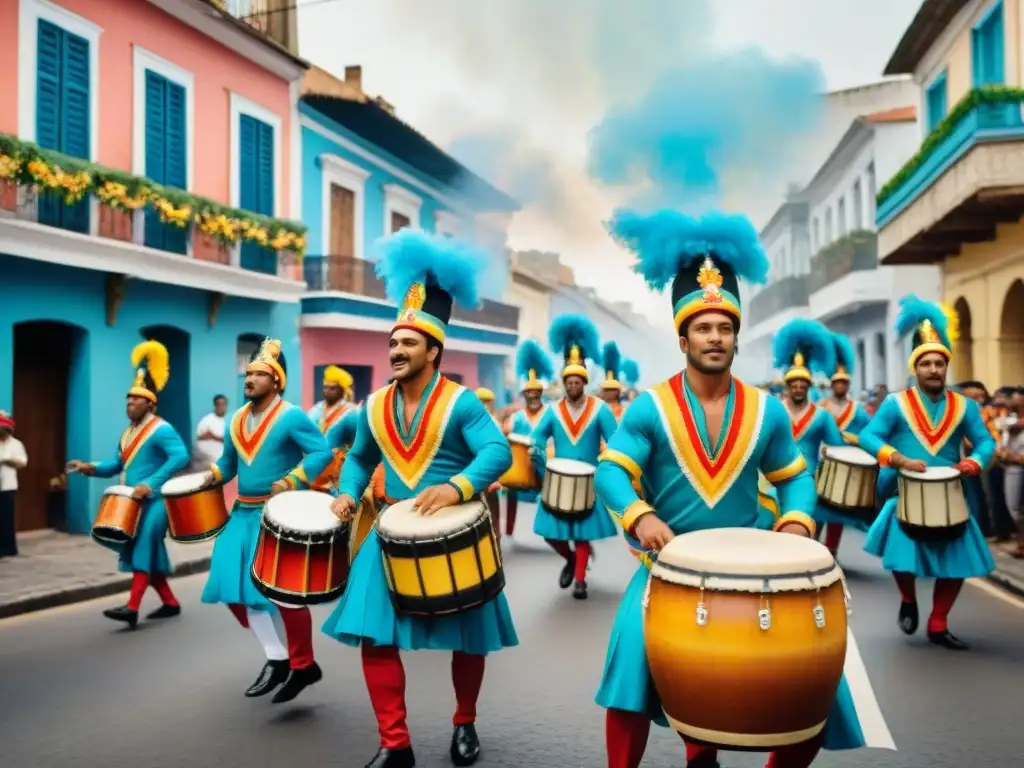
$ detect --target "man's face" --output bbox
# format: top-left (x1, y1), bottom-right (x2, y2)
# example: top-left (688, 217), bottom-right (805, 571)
top-left (126, 395), bottom-right (152, 421)
top-left (679, 312), bottom-right (736, 374)
top-left (244, 371), bottom-right (277, 401)
top-left (914, 352), bottom-right (948, 394)
top-left (214, 397), bottom-right (228, 417)
top-left (787, 379), bottom-right (810, 405)
top-left (563, 375), bottom-right (586, 400)
top-left (831, 379), bottom-right (849, 399)
top-left (389, 329), bottom-right (434, 382)
top-left (961, 385), bottom-right (986, 405)
top-left (600, 388), bottom-right (620, 404)
top-left (524, 389), bottom-right (542, 408)
top-left (322, 383), bottom-right (342, 405)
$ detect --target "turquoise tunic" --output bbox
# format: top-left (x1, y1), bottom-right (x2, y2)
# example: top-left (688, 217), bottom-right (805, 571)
top-left (324, 407), bottom-right (360, 451)
top-left (506, 406), bottom-right (547, 503)
top-left (201, 398), bottom-right (333, 611)
top-left (321, 373), bottom-right (518, 655)
top-left (530, 396), bottom-right (619, 541)
top-left (594, 373), bottom-right (868, 752)
top-left (91, 417), bottom-right (189, 575)
top-left (859, 387), bottom-right (996, 578)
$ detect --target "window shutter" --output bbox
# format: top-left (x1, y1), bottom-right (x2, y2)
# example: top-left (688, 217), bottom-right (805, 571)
top-left (35, 21), bottom-right (62, 151)
top-left (61, 32), bottom-right (90, 160)
top-left (144, 72), bottom-right (187, 253)
top-left (239, 114), bottom-right (276, 274)
top-left (256, 120), bottom-right (274, 216)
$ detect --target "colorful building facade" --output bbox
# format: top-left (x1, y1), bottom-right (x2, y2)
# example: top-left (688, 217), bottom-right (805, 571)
top-left (0, 0), bottom-right (308, 533)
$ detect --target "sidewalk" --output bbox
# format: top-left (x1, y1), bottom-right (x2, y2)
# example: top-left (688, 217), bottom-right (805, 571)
top-left (0, 530), bottom-right (213, 620)
top-left (987, 539), bottom-right (1024, 598)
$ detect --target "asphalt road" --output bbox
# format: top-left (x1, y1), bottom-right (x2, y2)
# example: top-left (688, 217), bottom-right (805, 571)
top-left (2, 512), bottom-right (1023, 768)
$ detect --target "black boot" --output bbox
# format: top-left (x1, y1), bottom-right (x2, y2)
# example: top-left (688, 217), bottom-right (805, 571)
top-left (572, 579), bottom-right (588, 600)
top-left (897, 601), bottom-right (918, 635)
top-left (686, 754), bottom-right (720, 768)
top-left (146, 604), bottom-right (181, 620)
top-left (450, 723), bottom-right (481, 766)
top-left (365, 747), bottom-right (416, 767)
top-left (272, 661), bottom-right (323, 703)
top-left (558, 552), bottom-right (575, 589)
top-left (246, 659), bottom-right (289, 697)
top-left (928, 629), bottom-right (969, 650)
top-left (103, 605), bottom-right (138, 630)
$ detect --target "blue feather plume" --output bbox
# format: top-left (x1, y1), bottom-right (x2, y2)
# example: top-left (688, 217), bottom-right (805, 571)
top-left (373, 229), bottom-right (487, 310)
top-left (772, 319), bottom-right (837, 376)
top-left (832, 333), bottom-right (856, 374)
top-left (601, 341), bottom-right (622, 377)
top-left (621, 358), bottom-right (640, 387)
top-left (549, 314), bottom-right (600, 361)
top-left (607, 208), bottom-right (770, 291)
top-left (515, 339), bottom-right (554, 382)
top-left (894, 294), bottom-right (951, 348)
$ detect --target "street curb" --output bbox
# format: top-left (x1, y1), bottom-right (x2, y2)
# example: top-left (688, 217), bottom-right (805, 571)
top-left (0, 556), bottom-right (211, 621)
top-left (988, 569), bottom-right (1024, 600)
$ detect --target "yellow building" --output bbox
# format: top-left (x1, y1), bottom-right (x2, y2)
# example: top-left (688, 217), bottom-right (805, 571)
top-left (876, 0), bottom-right (1024, 388)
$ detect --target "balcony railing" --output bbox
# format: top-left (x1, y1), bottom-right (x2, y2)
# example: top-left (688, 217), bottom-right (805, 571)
top-left (807, 230), bottom-right (878, 294)
top-left (748, 275), bottom-right (809, 326)
top-left (305, 254), bottom-right (521, 331)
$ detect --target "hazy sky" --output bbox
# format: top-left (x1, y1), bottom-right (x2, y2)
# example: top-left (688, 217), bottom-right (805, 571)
top-left (298, 0), bottom-right (923, 317)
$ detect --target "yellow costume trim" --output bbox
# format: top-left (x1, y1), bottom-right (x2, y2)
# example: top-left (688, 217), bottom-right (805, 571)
top-left (621, 500), bottom-right (655, 535)
top-left (230, 400), bottom-right (287, 466)
top-left (763, 454), bottom-right (806, 484)
top-left (758, 492), bottom-right (779, 520)
top-left (209, 464), bottom-right (223, 484)
top-left (394, 307), bottom-right (446, 344)
top-left (842, 432), bottom-right (859, 445)
top-left (774, 511), bottom-right (816, 538)
top-left (284, 466), bottom-right (309, 489)
top-left (673, 296), bottom-right (741, 334)
top-left (599, 449), bottom-right (642, 482)
top-left (895, 388), bottom-right (966, 456)
top-left (474, 388), bottom-right (495, 402)
top-left (877, 445), bottom-right (897, 467)
top-left (120, 418), bottom-right (163, 468)
top-left (448, 474), bottom-right (475, 502)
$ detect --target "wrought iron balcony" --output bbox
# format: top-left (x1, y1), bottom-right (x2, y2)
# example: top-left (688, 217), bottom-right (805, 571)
top-left (748, 275), bottom-right (809, 326)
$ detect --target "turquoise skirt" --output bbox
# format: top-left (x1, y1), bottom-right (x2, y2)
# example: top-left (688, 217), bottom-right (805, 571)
top-left (116, 498), bottom-right (173, 576)
top-left (595, 566), bottom-right (868, 751)
top-left (863, 497), bottom-right (995, 578)
top-left (321, 529), bottom-right (519, 655)
top-left (200, 503), bottom-right (274, 612)
top-left (533, 500), bottom-right (619, 541)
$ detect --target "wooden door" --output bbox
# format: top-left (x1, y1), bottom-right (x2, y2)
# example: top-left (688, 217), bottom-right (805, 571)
top-left (12, 323), bottom-right (72, 531)
top-left (390, 211), bottom-right (410, 233)
top-left (329, 184), bottom-right (356, 291)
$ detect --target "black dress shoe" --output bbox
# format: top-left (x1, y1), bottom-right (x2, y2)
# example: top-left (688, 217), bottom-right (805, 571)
top-left (450, 723), bottom-right (481, 766)
top-left (558, 553), bottom-right (575, 589)
top-left (365, 747), bottom-right (416, 767)
top-left (686, 755), bottom-right (720, 768)
top-left (271, 661), bottom-right (323, 703)
top-left (928, 629), bottom-right (969, 650)
top-left (246, 659), bottom-right (290, 697)
top-left (897, 601), bottom-right (918, 635)
top-left (103, 605), bottom-right (139, 630)
top-left (146, 604), bottom-right (181, 620)
top-left (572, 580), bottom-right (588, 600)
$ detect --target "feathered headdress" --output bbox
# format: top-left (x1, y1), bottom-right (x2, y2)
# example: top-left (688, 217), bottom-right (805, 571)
top-left (894, 294), bottom-right (953, 371)
top-left (608, 208), bottom-right (769, 334)
top-left (549, 314), bottom-right (600, 382)
top-left (323, 365), bottom-right (354, 397)
top-left (831, 333), bottom-right (856, 383)
top-left (600, 341), bottom-right (623, 391)
top-left (621, 358), bottom-right (640, 388)
top-left (772, 319), bottom-right (837, 383)
top-left (129, 340), bottom-right (170, 402)
top-left (374, 229), bottom-right (487, 345)
top-left (516, 338), bottom-right (554, 392)
top-left (247, 338), bottom-right (288, 392)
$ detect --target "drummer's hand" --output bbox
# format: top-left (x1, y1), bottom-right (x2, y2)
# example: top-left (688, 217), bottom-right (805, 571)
top-left (894, 454), bottom-right (927, 473)
top-left (67, 459), bottom-right (93, 476)
top-left (270, 480), bottom-right (289, 496)
top-left (331, 494), bottom-right (357, 522)
top-left (634, 514), bottom-right (674, 552)
top-left (778, 522), bottom-right (811, 538)
top-left (413, 483), bottom-right (461, 516)
top-left (131, 483), bottom-right (152, 500)
top-left (954, 459), bottom-right (981, 477)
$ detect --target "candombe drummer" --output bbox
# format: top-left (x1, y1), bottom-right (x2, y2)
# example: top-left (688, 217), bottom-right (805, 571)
top-left (598, 341), bottom-right (627, 421)
top-left (309, 365), bottom-right (360, 493)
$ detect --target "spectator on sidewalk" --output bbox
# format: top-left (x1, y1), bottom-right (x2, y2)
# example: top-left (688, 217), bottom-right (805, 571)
top-left (0, 411), bottom-right (28, 558)
top-left (1001, 388), bottom-right (1024, 558)
top-left (192, 394), bottom-right (228, 471)
top-left (987, 387), bottom-right (1018, 541)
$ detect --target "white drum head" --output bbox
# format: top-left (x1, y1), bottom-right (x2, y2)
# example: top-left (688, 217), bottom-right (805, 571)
top-left (547, 458), bottom-right (595, 476)
top-left (378, 498), bottom-right (486, 539)
top-left (264, 490), bottom-right (338, 533)
top-left (652, 527), bottom-right (840, 592)
top-left (161, 472), bottom-right (211, 495)
top-left (902, 466), bottom-right (959, 481)
top-left (825, 445), bottom-right (876, 466)
top-left (103, 485), bottom-right (135, 498)
top-left (508, 433), bottom-right (533, 447)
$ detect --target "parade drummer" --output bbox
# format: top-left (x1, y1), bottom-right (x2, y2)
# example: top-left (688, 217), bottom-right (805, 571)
top-left (474, 387), bottom-right (502, 538)
top-left (530, 314), bottom-right (619, 600)
top-left (598, 341), bottom-right (626, 421)
top-left (68, 342), bottom-right (190, 629)
top-left (860, 295), bottom-right (996, 650)
top-left (594, 208), bottom-right (881, 768)
top-left (198, 339), bottom-right (333, 703)
top-left (323, 230), bottom-right (516, 768)
top-left (309, 365), bottom-right (360, 493)
top-left (502, 339), bottom-right (553, 537)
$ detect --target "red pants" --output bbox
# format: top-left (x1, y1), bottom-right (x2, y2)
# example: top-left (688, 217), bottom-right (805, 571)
top-left (606, 709), bottom-right (824, 768)
top-left (362, 645), bottom-right (485, 749)
top-left (892, 572), bottom-right (963, 632)
top-left (227, 603), bottom-right (315, 669)
top-left (126, 571), bottom-right (179, 611)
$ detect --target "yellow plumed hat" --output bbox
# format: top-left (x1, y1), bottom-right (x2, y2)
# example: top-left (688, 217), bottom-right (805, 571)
top-left (323, 365), bottom-right (353, 396)
top-left (246, 338), bottom-right (287, 392)
top-left (129, 340), bottom-right (170, 403)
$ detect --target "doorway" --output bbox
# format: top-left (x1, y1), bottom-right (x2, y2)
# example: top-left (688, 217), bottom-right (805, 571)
top-left (12, 322), bottom-right (82, 531)
top-left (312, 364), bottom-right (373, 404)
top-left (1000, 280), bottom-right (1024, 385)
top-left (140, 326), bottom-right (191, 446)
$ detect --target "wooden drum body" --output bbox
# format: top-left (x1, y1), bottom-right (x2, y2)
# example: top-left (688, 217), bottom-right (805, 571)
top-left (498, 434), bottom-right (538, 491)
top-left (541, 458), bottom-right (596, 521)
top-left (815, 445), bottom-right (878, 521)
top-left (161, 472), bottom-right (229, 543)
top-left (644, 528), bottom-right (848, 751)
top-left (897, 467), bottom-right (968, 542)
top-left (92, 486), bottom-right (142, 547)
top-left (251, 490), bottom-right (348, 606)
top-left (377, 498), bottom-right (504, 617)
